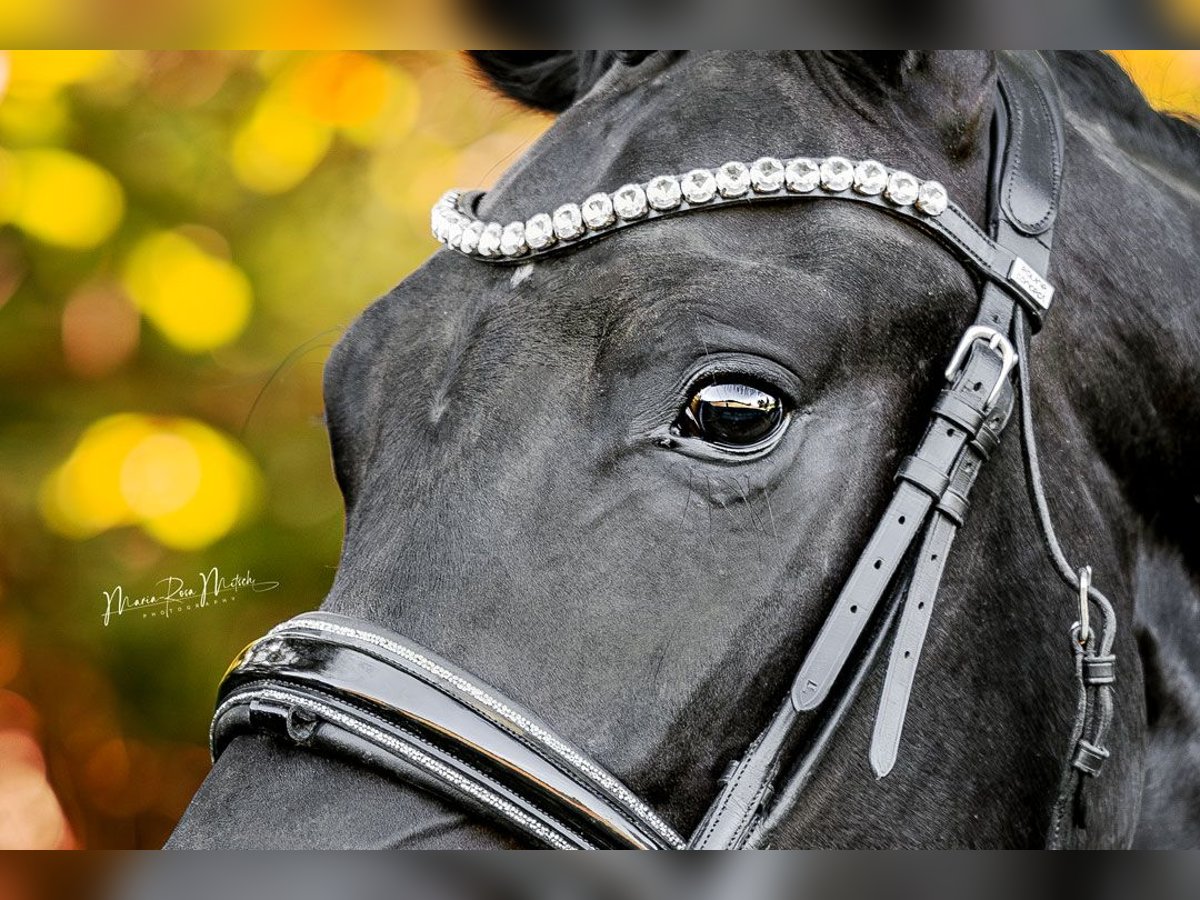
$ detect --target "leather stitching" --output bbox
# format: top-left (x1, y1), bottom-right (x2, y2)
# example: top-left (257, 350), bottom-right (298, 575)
top-left (223, 682), bottom-right (595, 849)
top-left (269, 627), bottom-right (671, 844)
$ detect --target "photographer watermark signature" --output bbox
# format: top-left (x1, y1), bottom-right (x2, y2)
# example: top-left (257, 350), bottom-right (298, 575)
top-left (101, 567), bottom-right (280, 627)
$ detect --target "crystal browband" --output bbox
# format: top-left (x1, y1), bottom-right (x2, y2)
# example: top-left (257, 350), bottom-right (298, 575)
top-left (429, 152), bottom-right (1056, 326)
top-left (431, 156), bottom-right (949, 260)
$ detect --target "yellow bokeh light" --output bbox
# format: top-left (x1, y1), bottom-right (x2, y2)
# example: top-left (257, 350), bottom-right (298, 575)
top-left (40, 414), bottom-right (153, 538)
top-left (5, 51), bottom-right (115, 96)
top-left (1109, 50), bottom-right (1200, 115)
top-left (122, 230), bottom-right (252, 353)
top-left (0, 14), bottom-right (70, 56)
top-left (0, 89), bottom-right (71, 146)
top-left (7, 148), bottom-right (124, 249)
top-left (231, 86), bottom-right (332, 194)
top-left (40, 414), bottom-right (260, 551)
top-left (140, 420), bottom-right (255, 550)
top-left (119, 432), bottom-right (202, 519)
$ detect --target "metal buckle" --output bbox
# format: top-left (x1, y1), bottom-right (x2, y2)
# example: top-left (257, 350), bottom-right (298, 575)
top-left (1077, 565), bottom-right (1092, 646)
top-left (943, 325), bottom-right (1019, 411)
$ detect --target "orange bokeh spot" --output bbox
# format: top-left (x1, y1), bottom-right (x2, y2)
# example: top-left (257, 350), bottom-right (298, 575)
top-left (0, 729), bottom-right (68, 849)
top-left (61, 283), bottom-right (140, 378)
top-left (292, 52), bottom-right (391, 127)
top-left (1109, 50), bottom-right (1200, 115)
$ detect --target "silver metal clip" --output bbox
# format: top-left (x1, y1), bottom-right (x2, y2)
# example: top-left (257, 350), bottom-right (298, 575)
top-left (1077, 565), bottom-right (1092, 646)
top-left (944, 325), bottom-right (1019, 411)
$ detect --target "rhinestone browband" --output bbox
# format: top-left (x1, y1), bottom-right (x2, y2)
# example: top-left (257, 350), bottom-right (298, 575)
top-left (431, 156), bottom-right (950, 261)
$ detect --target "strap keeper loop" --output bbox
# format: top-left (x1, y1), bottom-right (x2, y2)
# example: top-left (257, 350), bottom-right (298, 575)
top-left (970, 425), bottom-right (1002, 460)
top-left (935, 490), bottom-right (969, 526)
top-left (896, 455), bottom-right (950, 499)
top-left (932, 391), bottom-right (986, 435)
top-left (1071, 740), bottom-right (1109, 777)
top-left (1082, 655), bottom-right (1116, 685)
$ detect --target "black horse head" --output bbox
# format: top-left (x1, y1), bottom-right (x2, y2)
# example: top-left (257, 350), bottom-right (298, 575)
top-left (169, 52), bottom-right (1200, 848)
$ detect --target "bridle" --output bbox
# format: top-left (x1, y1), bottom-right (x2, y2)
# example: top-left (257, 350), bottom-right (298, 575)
top-left (210, 52), bottom-right (1118, 849)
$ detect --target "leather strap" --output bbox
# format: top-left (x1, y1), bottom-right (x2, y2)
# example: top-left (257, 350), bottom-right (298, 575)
top-left (996, 53), bottom-right (1064, 240)
top-left (790, 346), bottom-right (1012, 713)
top-left (869, 379), bottom-right (1016, 777)
top-left (691, 573), bottom-right (910, 849)
top-left (212, 613), bottom-right (686, 849)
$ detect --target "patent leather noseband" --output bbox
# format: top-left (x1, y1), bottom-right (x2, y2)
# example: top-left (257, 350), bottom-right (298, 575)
top-left (211, 52), bottom-right (1118, 849)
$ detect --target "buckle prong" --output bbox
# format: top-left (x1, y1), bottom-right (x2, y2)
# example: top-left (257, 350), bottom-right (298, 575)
top-left (944, 325), bottom-right (1018, 411)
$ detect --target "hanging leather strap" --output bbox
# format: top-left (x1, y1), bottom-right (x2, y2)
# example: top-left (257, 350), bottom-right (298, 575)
top-left (869, 378), bottom-right (1015, 777)
top-left (789, 343), bottom-right (1015, 714)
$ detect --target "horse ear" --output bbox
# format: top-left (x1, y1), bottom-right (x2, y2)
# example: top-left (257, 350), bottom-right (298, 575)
top-left (467, 51), bottom-right (589, 114)
top-left (822, 52), bottom-right (997, 156)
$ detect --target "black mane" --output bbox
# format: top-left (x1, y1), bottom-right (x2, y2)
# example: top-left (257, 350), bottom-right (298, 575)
top-left (1054, 51), bottom-right (1200, 177)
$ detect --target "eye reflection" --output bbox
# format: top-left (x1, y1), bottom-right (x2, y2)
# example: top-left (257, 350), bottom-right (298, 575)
top-left (677, 382), bottom-right (787, 450)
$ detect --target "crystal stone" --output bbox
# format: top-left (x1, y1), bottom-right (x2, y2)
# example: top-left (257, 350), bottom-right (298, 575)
top-left (500, 222), bottom-right (527, 256)
top-left (612, 183), bottom-right (648, 220)
top-left (582, 192), bottom-right (616, 229)
top-left (681, 168), bottom-right (717, 204)
top-left (552, 203), bottom-right (585, 240)
top-left (916, 180), bottom-right (949, 216)
top-left (853, 160), bottom-right (888, 195)
top-left (460, 220), bottom-right (484, 254)
top-left (477, 222), bottom-right (503, 257)
top-left (749, 157), bottom-right (785, 193)
top-left (433, 209), bottom-right (450, 242)
top-left (884, 171), bottom-right (920, 206)
top-left (525, 213), bottom-right (555, 250)
top-left (784, 158), bottom-right (820, 193)
top-left (715, 161), bottom-right (750, 198)
top-left (646, 175), bottom-right (682, 210)
top-left (820, 156), bottom-right (854, 192)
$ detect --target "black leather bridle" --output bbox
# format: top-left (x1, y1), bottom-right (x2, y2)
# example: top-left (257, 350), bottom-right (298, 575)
top-left (210, 52), bottom-right (1117, 849)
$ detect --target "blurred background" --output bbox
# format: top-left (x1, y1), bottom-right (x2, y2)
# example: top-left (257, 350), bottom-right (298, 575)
top-left (0, 50), bottom-right (1196, 850)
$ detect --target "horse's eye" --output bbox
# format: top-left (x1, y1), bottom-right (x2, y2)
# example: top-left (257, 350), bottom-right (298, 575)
top-left (677, 382), bottom-right (787, 449)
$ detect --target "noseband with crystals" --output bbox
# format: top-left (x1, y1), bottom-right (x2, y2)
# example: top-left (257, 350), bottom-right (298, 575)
top-left (211, 53), bottom-right (1117, 849)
